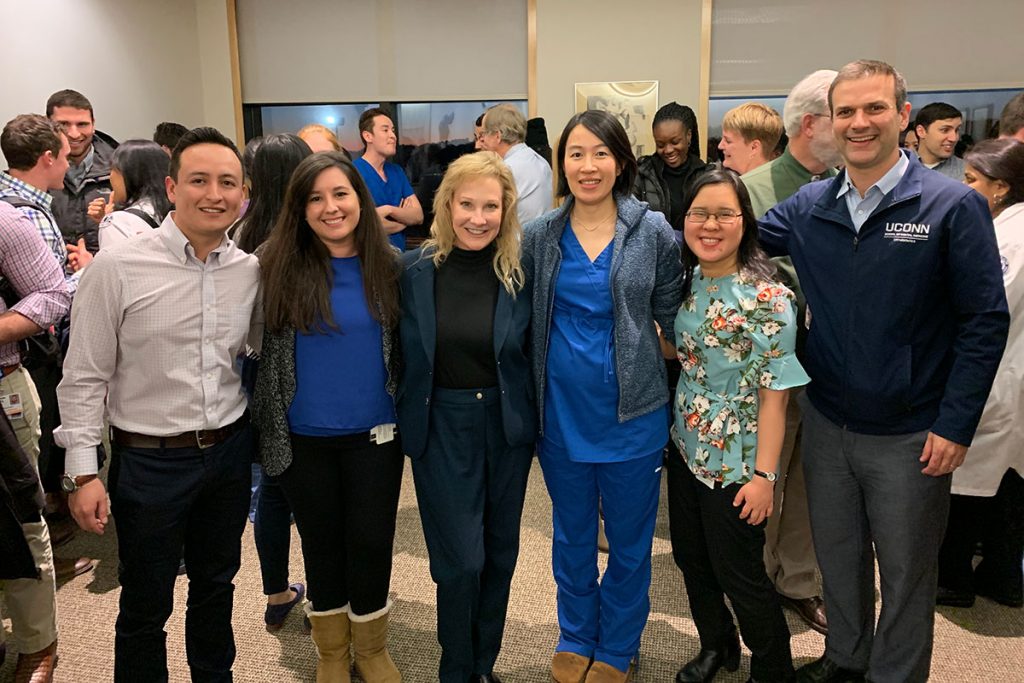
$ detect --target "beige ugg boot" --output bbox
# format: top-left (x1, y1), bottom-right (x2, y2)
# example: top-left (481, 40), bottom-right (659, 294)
top-left (306, 604), bottom-right (352, 683)
top-left (349, 602), bottom-right (401, 683)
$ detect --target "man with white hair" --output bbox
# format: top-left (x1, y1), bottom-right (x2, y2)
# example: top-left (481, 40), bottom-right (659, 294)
top-left (741, 69), bottom-right (841, 636)
top-left (479, 104), bottom-right (553, 223)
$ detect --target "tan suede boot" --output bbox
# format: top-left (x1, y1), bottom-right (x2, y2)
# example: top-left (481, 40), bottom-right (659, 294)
top-left (306, 605), bottom-right (352, 683)
top-left (551, 651), bottom-right (591, 683)
top-left (349, 607), bottom-right (401, 683)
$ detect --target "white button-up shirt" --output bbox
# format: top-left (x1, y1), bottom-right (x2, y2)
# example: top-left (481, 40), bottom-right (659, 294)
top-left (56, 214), bottom-right (262, 475)
top-left (503, 142), bottom-right (554, 224)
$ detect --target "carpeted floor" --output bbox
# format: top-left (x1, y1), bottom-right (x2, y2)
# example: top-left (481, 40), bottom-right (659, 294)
top-left (2, 460), bottom-right (1021, 681)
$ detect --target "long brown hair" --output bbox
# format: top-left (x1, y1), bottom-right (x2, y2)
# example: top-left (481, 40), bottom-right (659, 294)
top-left (260, 151), bottom-right (399, 333)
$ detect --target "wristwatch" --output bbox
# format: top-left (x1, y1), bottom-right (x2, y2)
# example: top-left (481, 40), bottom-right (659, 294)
top-left (60, 473), bottom-right (97, 494)
top-left (753, 469), bottom-right (778, 482)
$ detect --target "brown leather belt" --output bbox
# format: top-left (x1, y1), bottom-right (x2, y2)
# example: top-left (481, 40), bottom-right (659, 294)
top-left (1, 363), bottom-right (21, 377)
top-left (111, 413), bottom-right (249, 450)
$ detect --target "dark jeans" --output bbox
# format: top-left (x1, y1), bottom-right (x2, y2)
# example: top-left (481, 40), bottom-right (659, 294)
top-left (109, 424), bottom-right (253, 683)
top-left (939, 468), bottom-right (1024, 599)
top-left (279, 431), bottom-right (403, 614)
top-left (665, 450), bottom-right (794, 681)
top-left (411, 387), bottom-right (533, 683)
top-left (26, 357), bottom-right (64, 493)
top-left (253, 465), bottom-right (293, 596)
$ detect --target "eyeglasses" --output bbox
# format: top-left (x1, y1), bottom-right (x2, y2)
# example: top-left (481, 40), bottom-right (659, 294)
top-left (685, 209), bottom-right (742, 226)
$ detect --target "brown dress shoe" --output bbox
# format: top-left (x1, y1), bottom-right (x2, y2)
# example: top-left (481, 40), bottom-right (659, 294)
top-left (780, 594), bottom-right (828, 635)
top-left (14, 639), bottom-right (58, 683)
top-left (552, 652), bottom-right (591, 683)
top-left (584, 661), bottom-right (631, 683)
top-left (54, 556), bottom-right (95, 582)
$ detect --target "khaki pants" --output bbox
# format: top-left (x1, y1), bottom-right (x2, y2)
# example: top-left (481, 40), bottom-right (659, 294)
top-left (763, 389), bottom-right (819, 599)
top-left (0, 366), bottom-right (58, 652)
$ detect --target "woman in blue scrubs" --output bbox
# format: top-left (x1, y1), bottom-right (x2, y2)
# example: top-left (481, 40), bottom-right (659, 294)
top-left (523, 110), bottom-right (683, 683)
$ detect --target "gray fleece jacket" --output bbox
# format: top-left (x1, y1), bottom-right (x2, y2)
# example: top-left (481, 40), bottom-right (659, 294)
top-left (523, 194), bottom-right (682, 433)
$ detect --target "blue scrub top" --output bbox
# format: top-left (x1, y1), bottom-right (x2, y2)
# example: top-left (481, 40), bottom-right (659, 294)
top-left (354, 156), bottom-right (415, 251)
top-left (288, 257), bottom-right (396, 436)
top-left (541, 224), bottom-right (668, 463)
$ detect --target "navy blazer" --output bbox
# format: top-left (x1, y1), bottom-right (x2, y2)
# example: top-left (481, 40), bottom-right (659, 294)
top-left (396, 247), bottom-right (536, 459)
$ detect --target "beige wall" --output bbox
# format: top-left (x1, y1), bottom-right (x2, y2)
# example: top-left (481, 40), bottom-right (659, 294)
top-left (535, 0), bottom-right (705, 151)
top-left (0, 0), bottom-right (240, 168)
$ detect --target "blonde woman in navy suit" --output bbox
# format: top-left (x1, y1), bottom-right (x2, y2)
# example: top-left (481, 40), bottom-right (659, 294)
top-left (397, 151), bottom-right (536, 683)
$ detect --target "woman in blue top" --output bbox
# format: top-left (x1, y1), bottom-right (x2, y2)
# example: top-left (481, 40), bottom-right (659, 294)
top-left (523, 110), bottom-right (682, 683)
top-left (253, 152), bottom-right (403, 683)
top-left (665, 166), bottom-right (808, 683)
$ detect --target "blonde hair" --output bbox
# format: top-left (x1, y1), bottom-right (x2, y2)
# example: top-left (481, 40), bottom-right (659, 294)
top-left (422, 152), bottom-right (524, 296)
top-left (297, 123), bottom-right (341, 151)
top-left (721, 103), bottom-right (783, 152)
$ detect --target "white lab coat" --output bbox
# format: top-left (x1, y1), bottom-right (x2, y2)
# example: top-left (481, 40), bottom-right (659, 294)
top-left (954, 202), bottom-right (1024, 496)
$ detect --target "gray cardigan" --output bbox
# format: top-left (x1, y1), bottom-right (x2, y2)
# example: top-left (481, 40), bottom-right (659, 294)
top-left (522, 194), bottom-right (682, 432)
top-left (251, 304), bottom-right (399, 477)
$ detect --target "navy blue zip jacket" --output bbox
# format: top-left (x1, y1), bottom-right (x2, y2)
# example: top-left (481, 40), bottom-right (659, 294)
top-left (759, 156), bottom-right (1009, 445)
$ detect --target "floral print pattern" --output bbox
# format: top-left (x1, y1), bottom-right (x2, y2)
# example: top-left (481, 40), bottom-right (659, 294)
top-left (672, 269), bottom-right (810, 487)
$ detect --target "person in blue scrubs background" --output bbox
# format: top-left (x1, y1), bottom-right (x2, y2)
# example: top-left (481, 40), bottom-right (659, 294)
top-left (354, 107), bottom-right (424, 251)
top-left (523, 110), bottom-right (682, 683)
top-left (397, 151), bottom-right (536, 683)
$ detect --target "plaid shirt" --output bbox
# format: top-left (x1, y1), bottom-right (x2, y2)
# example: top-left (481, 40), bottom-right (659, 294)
top-left (0, 172), bottom-right (80, 297)
top-left (0, 203), bottom-right (72, 366)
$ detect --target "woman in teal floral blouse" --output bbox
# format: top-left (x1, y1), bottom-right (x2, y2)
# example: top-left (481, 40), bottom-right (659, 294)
top-left (664, 165), bottom-right (809, 683)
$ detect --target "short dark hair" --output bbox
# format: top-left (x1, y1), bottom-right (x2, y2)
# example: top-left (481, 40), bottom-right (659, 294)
top-left (153, 122), bottom-right (189, 150)
top-left (678, 164), bottom-right (775, 294)
top-left (829, 60), bottom-right (907, 112)
top-left (914, 102), bottom-right (962, 131)
top-left (999, 92), bottom-right (1024, 138)
top-left (475, 113), bottom-right (485, 127)
top-left (555, 109), bottom-right (637, 199)
top-left (242, 136), bottom-right (265, 180)
top-left (358, 107), bottom-right (393, 148)
top-left (45, 89), bottom-right (93, 119)
top-left (965, 138), bottom-right (1024, 209)
top-left (168, 127), bottom-right (242, 181)
top-left (1, 114), bottom-right (64, 171)
top-left (652, 102), bottom-right (701, 158)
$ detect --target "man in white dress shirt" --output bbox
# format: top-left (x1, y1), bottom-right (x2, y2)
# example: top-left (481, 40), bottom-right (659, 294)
top-left (55, 127), bottom-right (261, 682)
top-left (479, 104), bottom-right (553, 223)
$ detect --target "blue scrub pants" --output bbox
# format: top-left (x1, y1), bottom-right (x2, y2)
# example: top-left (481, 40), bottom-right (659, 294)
top-left (538, 444), bottom-right (663, 673)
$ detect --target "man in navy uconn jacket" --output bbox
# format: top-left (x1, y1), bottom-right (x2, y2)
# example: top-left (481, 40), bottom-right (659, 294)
top-left (759, 60), bottom-right (1008, 683)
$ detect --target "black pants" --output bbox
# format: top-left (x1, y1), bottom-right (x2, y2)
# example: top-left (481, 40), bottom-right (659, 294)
top-left (110, 424), bottom-right (253, 683)
top-left (279, 431), bottom-right (403, 614)
top-left (665, 450), bottom-right (793, 681)
top-left (411, 387), bottom-right (533, 683)
top-left (939, 469), bottom-right (1024, 600)
top-left (26, 354), bottom-right (64, 493)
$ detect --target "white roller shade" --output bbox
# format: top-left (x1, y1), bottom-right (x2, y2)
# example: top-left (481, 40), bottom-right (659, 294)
top-left (711, 0), bottom-right (1024, 96)
top-left (236, 0), bottom-right (528, 103)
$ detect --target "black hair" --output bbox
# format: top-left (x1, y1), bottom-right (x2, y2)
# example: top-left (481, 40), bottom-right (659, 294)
top-left (652, 102), bottom-right (701, 158)
top-left (45, 89), bottom-right (93, 118)
top-left (111, 139), bottom-right (173, 222)
top-left (964, 138), bottom-right (1024, 210)
top-left (242, 136), bottom-right (265, 180)
top-left (475, 113), bottom-right (484, 127)
top-left (235, 134), bottom-right (312, 253)
top-left (358, 107), bottom-right (394, 148)
top-left (555, 110), bottom-right (637, 199)
top-left (914, 102), bottom-right (962, 131)
top-left (168, 127), bottom-right (242, 181)
top-left (153, 122), bottom-right (188, 150)
top-left (678, 164), bottom-right (775, 294)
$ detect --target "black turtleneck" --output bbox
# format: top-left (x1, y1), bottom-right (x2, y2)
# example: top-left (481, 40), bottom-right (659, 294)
top-left (434, 243), bottom-right (499, 389)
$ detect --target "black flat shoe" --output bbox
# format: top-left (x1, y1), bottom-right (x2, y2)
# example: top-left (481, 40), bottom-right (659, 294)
top-left (795, 656), bottom-right (864, 683)
top-left (935, 584), bottom-right (975, 608)
top-left (675, 630), bottom-right (740, 682)
top-left (471, 675), bottom-right (503, 683)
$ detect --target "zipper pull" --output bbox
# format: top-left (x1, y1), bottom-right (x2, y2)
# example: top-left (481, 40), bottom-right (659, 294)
top-left (853, 235), bottom-right (859, 251)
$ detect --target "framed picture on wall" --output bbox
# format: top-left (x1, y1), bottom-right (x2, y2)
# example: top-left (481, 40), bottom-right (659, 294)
top-left (574, 80), bottom-right (659, 158)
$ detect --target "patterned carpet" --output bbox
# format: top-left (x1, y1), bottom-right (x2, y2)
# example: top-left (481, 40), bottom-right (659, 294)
top-left (1, 460), bottom-right (1021, 681)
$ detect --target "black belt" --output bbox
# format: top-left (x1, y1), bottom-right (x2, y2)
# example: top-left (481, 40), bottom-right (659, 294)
top-left (111, 413), bottom-right (249, 450)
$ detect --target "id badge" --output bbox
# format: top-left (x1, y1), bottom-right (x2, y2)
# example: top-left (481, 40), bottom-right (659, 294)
top-left (1, 392), bottom-right (24, 421)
